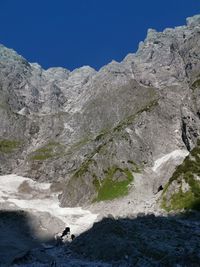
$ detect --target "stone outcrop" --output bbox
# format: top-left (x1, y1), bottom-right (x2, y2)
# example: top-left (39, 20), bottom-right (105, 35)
top-left (1, 15), bottom-right (200, 207)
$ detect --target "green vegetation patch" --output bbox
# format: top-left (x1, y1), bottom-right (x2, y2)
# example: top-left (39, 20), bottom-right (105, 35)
top-left (30, 142), bottom-right (64, 161)
top-left (127, 160), bottom-right (142, 173)
top-left (162, 185), bottom-right (199, 211)
top-left (65, 136), bottom-right (91, 155)
top-left (0, 139), bottom-right (21, 153)
top-left (73, 141), bottom-right (108, 178)
top-left (74, 158), bottom-right (95, 178)
top-left (94, 128), bottom-right (110, 142)
top-left (113, 99), bottom-right (158, 133)
top-left (93, 166), bottom-right (134, 202)
top-left (161, 140), bottom-right (200, 211)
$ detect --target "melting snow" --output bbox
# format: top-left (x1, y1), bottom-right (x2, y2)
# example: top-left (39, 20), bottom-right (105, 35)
top-left (0, 174), bottom-right (98, 235)
top-left (152, 149), bottom-right (189, 172)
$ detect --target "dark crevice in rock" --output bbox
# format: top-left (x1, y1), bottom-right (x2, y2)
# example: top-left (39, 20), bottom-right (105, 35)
top-left (157, 185), bottom-right (163, 193)
top-left (181, 120), bottom-right (191, 151)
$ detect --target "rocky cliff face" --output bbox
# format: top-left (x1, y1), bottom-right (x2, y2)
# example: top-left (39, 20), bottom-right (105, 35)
top-left (1, 15), bottom-right (200, 209)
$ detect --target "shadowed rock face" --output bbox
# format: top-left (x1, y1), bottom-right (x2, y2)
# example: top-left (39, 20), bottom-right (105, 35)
top-left (70, 213), bottom-right (200, 266)
top-left (0, 210), bottom-right (51, 266)
top-left (1, 15), bottom-right (200, 207)
top-left (1, 210), bottom-right (199, 266)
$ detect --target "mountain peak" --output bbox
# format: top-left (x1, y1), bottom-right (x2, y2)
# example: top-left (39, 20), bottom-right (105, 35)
top-left (187, 14), bottom-right (200, 26)
top-left (0, 15), bottom-right (200, 212)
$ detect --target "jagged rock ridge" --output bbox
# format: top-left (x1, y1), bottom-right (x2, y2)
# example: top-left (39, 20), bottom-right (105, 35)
top-left (1, 15), bottom-right (200, 208)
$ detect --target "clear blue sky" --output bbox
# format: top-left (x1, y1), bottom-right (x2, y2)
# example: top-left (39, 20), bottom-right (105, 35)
top-left (0, 0), bottom-right (199, 70)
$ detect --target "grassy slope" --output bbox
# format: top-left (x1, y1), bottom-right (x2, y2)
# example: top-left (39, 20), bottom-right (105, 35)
top-left (93, 166), bottom-right (135, 202)
top-left (161, 140), bottom-right (200, 211)
top-left (30, 142), bottom-right (64, 160)
top-left (0, 139), bottom-right (21, 153)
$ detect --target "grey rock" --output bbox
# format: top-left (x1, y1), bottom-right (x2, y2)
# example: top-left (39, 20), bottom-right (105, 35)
top-left (1, 15), bottom-right (200, 207)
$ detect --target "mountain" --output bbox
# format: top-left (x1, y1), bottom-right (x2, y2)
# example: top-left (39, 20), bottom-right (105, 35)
top-left (1, 14), bottom-right (200, 211)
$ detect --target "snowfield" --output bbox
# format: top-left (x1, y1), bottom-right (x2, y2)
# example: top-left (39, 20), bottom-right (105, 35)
top-left (0, 174), bottom-right (98, 236)
top-left (0, 175), bottom-right (112, 266)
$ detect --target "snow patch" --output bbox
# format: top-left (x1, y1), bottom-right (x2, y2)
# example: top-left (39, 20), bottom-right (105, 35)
top-left (0, 175), bottom-right (98, 236)
top-left (152, 149), bottom-right (189, 172)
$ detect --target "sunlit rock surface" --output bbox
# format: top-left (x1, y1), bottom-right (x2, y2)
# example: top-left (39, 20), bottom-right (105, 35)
top-left (1, 14), bottom-right (200, 267)
top-left (0, 15), bottom-right (200, 208)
